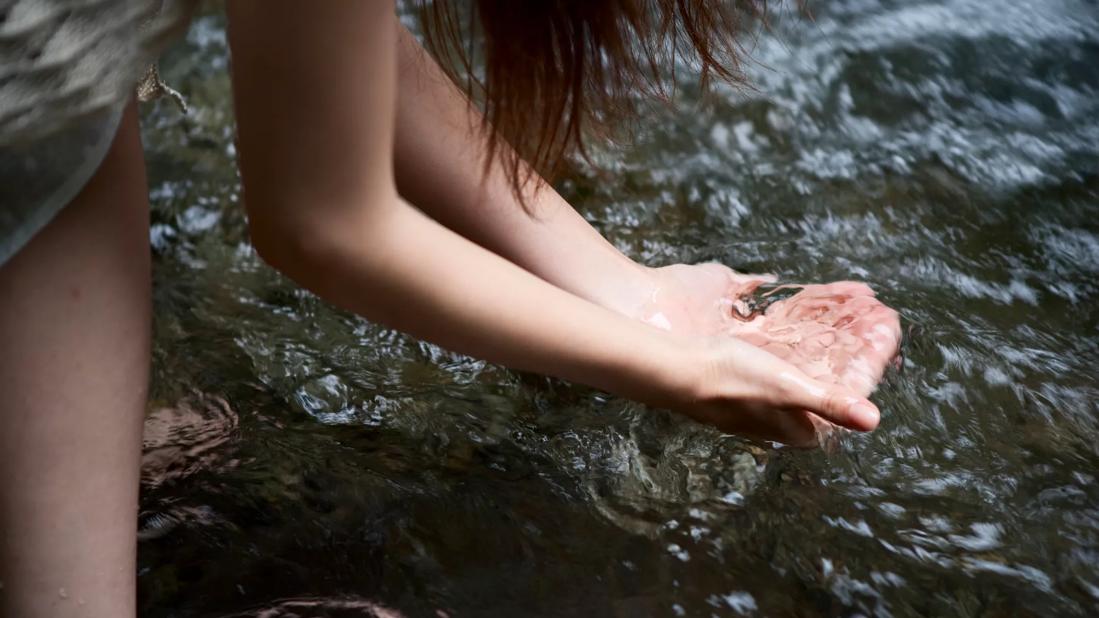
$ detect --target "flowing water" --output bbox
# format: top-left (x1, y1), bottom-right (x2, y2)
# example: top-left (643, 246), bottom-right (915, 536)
top-left (137, 1), bottom-right (1099, 615)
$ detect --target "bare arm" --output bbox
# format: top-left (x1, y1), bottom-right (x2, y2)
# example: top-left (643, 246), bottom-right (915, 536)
top-left (227, 1), bottom-right (684, 404)
top-left (391, 25), bottom-right (902, 407)
top-left (392, 25), bottom-right (655, 318)
top-left (225, 1), bottom-right (879, 445)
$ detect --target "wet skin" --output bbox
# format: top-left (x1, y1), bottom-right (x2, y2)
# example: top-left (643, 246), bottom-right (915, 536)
top-left (640, 263), bottom-right (902, 440)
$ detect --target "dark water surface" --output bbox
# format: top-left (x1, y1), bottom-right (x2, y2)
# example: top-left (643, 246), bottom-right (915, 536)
top-left (138, 1), bottom-right (1099, 616)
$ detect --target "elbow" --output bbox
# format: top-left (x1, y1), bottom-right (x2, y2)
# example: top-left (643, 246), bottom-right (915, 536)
top-left (242, 184), bottom-right (401, 293)
top-left (247, 205), bottom-right (346, 287)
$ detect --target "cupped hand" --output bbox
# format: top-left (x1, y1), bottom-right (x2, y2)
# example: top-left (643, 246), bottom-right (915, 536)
top-left (724, 280), bottom-right (901, 398)
top-left (640, 263), bottom-right (900, 395)
top-left (673, 336), bottom-right (882, 446)
top-left (639, 263), bottom-right (901, 442)
top-left (634, 263), bottom-right (775, 337)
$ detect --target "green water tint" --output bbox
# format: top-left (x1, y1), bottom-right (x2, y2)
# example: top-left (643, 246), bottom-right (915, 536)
top-left (137, 2), bottom-right (1099, 616)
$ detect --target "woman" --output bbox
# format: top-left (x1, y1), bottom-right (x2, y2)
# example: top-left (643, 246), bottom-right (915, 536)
top-left (0, 2), bottom-right (900, 616)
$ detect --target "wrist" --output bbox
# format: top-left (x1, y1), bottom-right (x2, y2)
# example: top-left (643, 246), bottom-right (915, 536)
top-left (591, 260), bottom-right (662, 321)
top-left (624, 331), bottom-right (710, 410)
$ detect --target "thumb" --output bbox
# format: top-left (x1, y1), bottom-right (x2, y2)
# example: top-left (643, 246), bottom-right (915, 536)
top-left (775, 370), bottom-right (880, 432)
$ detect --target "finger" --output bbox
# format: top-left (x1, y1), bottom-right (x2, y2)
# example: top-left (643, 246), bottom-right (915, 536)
top-left (867, 316), bottom-right (902, 356)
top-left (727, 329), bottom-right (769, 347)
top-left (775, 409), bottom-right (819, 447)
top-left (835, 281), bottom-right (877, 296)
top-left (721, 407), bottom-right (817, 447)
top-left (729, 271), bottom-right (778, 286)
top-left (808, 281), bottom-right (876, 297)
top-left (807, 412), bottom-right (836, 436)
top-left (839, 352), bottom-right (879, 397)
top-left (774, 369), bottom-right (880, 431)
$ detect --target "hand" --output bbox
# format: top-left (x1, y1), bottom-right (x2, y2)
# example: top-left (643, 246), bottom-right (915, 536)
top-left (671, 336), bottom-right (882, 446)
top-left (724, 280), bottom-right (901, 398)
top-left (639, 263), bottom-right (900, 394)
top-left (639, 263), bottom-right (901, 442)
top-left (635, 263), bottom-right (776, 337)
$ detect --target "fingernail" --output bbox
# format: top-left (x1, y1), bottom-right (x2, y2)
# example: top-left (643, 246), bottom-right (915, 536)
top-left (851, 401), bottom-right (880, 430)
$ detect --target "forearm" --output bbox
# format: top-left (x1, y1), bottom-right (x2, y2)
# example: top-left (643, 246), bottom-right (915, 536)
top-left (228, 3), bottom-right (883, 446)
top-left (260, 195), bottom-right (690, 407)
top-left (393, 25), bottom-right (654, 317)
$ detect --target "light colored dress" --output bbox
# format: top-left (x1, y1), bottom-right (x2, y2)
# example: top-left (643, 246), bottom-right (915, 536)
top-left (0, 0), bottom-right (193, 265)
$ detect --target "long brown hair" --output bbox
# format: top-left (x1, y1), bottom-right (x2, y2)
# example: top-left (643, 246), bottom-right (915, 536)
top-left (418, 0), bottom-right (771, 205)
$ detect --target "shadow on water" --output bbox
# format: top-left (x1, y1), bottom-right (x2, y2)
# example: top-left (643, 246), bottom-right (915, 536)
top-left (137, 1), bottom-right (1099, 615)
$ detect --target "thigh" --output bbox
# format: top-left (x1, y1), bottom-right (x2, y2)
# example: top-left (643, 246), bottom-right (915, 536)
top-left (0, 99), bottom-right (151, 618)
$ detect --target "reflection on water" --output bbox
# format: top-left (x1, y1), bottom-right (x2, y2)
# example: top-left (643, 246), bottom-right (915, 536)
top-left (139, 393), bottom-right (238, 541)
top-left (224, 597), bottom-right (404, 618)
top-left (138, 0), bottom-right (1099, 615)
top-left (141, 393), bottom-right (238, 489)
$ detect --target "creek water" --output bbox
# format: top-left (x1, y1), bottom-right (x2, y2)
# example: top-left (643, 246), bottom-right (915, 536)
top-left (137, 1), bottom-right (1099, 615)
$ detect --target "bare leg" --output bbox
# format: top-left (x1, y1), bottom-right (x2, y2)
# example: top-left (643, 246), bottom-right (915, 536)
top-left (0, 100), bottom-right (150, 617)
